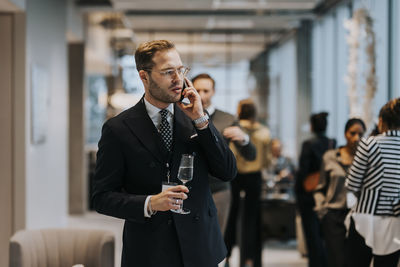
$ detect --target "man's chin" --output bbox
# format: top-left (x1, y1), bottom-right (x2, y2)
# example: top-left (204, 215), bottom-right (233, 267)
top-left (171, 95), bottom-right (182, 103)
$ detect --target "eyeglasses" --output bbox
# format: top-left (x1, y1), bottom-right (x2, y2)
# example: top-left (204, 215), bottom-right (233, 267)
top-left (145, 66), bottom-right (190, 78)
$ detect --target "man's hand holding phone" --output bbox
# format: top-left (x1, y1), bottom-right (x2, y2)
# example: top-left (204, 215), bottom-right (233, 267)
top-left (177, 77), bottom-right (207, 123)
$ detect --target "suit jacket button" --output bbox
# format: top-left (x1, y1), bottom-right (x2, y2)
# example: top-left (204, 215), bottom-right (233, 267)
top-left (167, 219), bottom-right (172, 225)
top-left (194, 215), bottom-right (200, 221)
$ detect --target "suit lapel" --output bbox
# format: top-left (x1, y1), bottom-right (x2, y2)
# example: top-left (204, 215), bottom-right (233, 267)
top-left (123, 98), bottom-right (169, 163)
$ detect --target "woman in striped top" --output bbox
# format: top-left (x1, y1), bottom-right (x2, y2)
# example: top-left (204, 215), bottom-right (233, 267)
top-left (345, 97), bottom-right (400, 267)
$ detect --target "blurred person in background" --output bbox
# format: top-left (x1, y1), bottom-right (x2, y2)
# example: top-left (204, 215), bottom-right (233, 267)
top-left (345, 98), bottom-right (400, 267)
top-left (314, 118), bottom-right (366, 267)
top-left (266, 138), bottom-right (296, 194)
top-left (192, 73), bottom-right (256, 235)
top-left (224, 99), bottom-right (271, 267)
top-left (295, 112), bottom-right (336, 267)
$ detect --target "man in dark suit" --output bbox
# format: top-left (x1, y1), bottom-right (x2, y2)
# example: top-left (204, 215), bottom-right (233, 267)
top-left (92, 40), bottom-right (237, 267)
top-left (192, 73), bottom-right (255, 235)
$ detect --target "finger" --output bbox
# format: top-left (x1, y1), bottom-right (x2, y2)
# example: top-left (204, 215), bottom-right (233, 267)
top-left (176, 101), bottom-right (193, 110)
top-left (185, 77), bottom-right (194, 88)
top-left (223, 132), bottom-right (235, 138)
top-left (169, 198), bottom-right (183, 209)
top-left (172, 198), bottom-right (182, 205)
top-left (175, 185), bottom-right (189, 192)
top-left (170, 192), bottom-right (188, 200)
top-left (169, 198), bottom-right (181, 206)
top-left (177, 185), bottom-right (189, 192)
top-left (183, 88), bottom-right (196, 98)
top-left (166, 185), bottom-right (189, 192)
top-left (223, 128), bottom-right (235, 135)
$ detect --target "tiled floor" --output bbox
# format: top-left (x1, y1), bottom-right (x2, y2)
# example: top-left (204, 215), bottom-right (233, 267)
top-left (68, 212), bottom-right (307, 267)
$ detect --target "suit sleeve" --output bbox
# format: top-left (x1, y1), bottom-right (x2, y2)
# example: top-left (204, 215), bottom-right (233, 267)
top-left (230, 120), bottom-right (256, 161)
top-left (91, 122), bottom-right (147, 223)
top-left (196, 121), bottom-right (237, 181)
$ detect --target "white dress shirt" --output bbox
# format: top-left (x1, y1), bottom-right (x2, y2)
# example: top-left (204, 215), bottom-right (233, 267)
top-left (143, 98), bottom-right (174, 217)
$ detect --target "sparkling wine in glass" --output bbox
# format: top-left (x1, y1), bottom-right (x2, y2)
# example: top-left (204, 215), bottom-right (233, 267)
top-left (172, 154), bottom-right (194, 214)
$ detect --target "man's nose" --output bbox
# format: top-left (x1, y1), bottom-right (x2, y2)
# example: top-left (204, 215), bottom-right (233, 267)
top-left (172, 71), bottom-right (183, 82)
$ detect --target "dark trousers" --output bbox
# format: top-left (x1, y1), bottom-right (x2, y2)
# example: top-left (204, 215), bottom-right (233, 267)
top-left (321, 209), bottom-right (348, 267)
top-left (121, 218), bottom-right (184, 267)
top-left (225, 172), bottom-right (262, 266)
top-left (296, 193), bottom-right (327, 267)
top-left (345, 218), bottom-right (400, 267)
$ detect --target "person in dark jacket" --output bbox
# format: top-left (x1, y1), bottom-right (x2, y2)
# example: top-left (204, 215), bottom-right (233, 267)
top-left (92, 40), bottom-right (237, 267)
top-left (295, 112), bottom-right (336, 267)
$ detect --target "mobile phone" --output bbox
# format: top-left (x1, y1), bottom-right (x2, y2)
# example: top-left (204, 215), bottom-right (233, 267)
top-left (180, 81), bottom-right (186, 102)
top-left (180, 79), bottom-right (191, 104)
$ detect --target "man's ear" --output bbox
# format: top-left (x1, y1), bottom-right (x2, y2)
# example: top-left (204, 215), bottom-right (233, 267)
top-left (139, 70), bottom-right (149, 83)
top-left (139, 70), bottom-right (149, 82)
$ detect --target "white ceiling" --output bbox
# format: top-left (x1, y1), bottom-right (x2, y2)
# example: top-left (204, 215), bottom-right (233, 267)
top-left (85, 0), bottom-right (323, 65)
top-left (111, 0), bottom-right (321, 11)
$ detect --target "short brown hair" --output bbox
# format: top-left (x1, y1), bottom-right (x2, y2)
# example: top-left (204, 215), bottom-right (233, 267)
top-left (135, 40), bottom-right (175, 72)
top-left (379, 97), bottom-right (400, 130)
top-left (192, 73), bottom-right (216, 90)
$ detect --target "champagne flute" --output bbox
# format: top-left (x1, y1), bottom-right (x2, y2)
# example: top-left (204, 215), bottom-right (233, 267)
top-left (172, 154), bottom-right (194, 214)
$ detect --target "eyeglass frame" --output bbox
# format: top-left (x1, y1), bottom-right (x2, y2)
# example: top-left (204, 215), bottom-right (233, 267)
top-left (143, 66), bottom-right (190, 78)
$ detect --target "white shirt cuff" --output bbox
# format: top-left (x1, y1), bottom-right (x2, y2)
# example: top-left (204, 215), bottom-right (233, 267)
top-left (144, 195), bottom-right (153, 218)
top-left (346, 192), bottom-right (357, 209)
top-left (238, 134), bottom-right (250, 146)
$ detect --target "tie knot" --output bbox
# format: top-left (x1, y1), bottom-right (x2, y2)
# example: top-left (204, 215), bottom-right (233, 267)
top-left (160, 109), bottom-right (169, 119)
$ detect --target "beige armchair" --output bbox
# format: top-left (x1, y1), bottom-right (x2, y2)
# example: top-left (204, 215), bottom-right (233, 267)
top-left (9, 228), bottom-right (115, 267)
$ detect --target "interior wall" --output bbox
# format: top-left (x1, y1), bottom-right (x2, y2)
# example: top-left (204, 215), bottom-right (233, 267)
top-left (25, 0), bottom-right (69, 229)
top-left (296, 21), bottom-right (312, 159)
top-left (0, 14), bottom-right (14, 267)
top-left (69, 43), bottom-right (86, 214)
top-left (311, 0), bottom-right (392, 142)
top-left (311, 3), bottom-right (351, 146)
top-left (392, 0), bottom-right (400, 98)
top-left (13, 12), bottom-right (26, 235)
top-left (267, 37), bottom-right (298, 160)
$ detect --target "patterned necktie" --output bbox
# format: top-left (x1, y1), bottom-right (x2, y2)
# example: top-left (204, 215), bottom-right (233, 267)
top-left (159, 109), bottom-right (172, 151)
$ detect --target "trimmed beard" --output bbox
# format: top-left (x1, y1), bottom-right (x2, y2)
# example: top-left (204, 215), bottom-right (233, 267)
top-left (148, 75), bottom-right (180, 104)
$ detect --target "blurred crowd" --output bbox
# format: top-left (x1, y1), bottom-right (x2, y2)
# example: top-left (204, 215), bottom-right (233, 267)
top-left (194, 73), bottom-right (399, 267)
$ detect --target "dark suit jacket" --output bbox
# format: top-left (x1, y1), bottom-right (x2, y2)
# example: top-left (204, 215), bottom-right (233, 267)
top-left (92, 98), bottom-right (237, 267)
top-left (295, 134), bottom-right (336, 201)
top-left (208, 109), bottom-right (256, 193)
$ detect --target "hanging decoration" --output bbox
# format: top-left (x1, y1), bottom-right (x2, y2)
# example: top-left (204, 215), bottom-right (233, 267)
top-left (344, 8), bottom-right (377, 128)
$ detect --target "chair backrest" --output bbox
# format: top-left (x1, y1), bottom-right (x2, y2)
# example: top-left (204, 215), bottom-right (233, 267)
top-left (9, 228), bottom-right (115, 267)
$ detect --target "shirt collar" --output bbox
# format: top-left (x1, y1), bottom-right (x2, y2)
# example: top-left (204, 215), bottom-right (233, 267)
top-left (143, 97), bottom-right (174, 119)
top-left (206, 105), bottom-right (216, 116)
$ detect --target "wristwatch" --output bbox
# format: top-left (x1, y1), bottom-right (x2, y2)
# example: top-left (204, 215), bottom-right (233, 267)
top-left (193, 113), bottom-right (209, 125)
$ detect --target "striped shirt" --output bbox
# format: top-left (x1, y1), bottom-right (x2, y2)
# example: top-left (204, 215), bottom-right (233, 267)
top-left (346, 130), bottom-right (400, 216)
